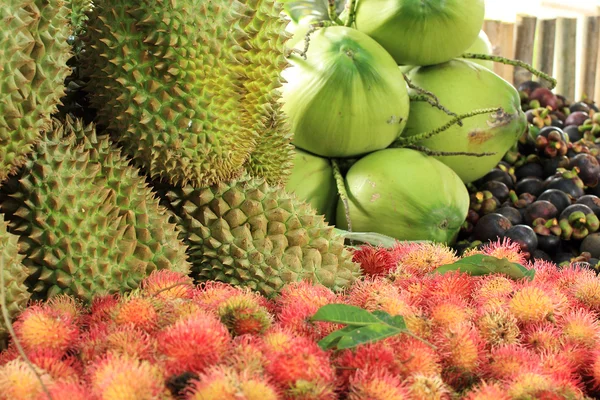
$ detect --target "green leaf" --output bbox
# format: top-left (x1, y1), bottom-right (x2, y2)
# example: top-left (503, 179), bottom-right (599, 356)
top-left (431, 254), bottom-right (534, 281)
top-left (311, 304), bottom-right (381, 326)
top-left (334, 323), bottom-right (404, 350)
top-left (318, 326), bottom-right (356, 350)
top-left (371, 310), bottom-right (407, 330)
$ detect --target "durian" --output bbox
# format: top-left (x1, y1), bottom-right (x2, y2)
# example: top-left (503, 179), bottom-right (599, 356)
top-left (2, 118), bottom-right (190, 301)
top-left (81, 0), bottom-right (293, 187)
top-left (0, 214), bottom-right (30, 338)
top-left (0, 0), bottom-right (72, 182)
top-left (164, 176), bottom-right (361, 297)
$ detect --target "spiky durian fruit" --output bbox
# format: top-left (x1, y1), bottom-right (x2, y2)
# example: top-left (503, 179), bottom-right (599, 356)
top-left (0, 214), bottom-right (30, 338)
top-left (0, 0), bottom-right (72, 182)
top-left (164, 176), bottom-right (361, 297)
top-left (82, 0), bottom-right (293, 188)
top-left (2, 118), bottom-right (190, 301)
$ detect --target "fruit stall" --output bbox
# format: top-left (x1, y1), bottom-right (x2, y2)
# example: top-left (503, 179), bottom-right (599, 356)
top-left (2, 0), bottom-right (600, 399)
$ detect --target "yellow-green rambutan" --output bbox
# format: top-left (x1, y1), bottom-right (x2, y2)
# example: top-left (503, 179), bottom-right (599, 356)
top-left (472, 274), bottom-right (515, 305)
top-left (140, 270), bottom-right (195, 300)
top-left (217, 292), bottom-right (272, 337)
top-left (508, 284), bottom-right (562, 325)
top-left (572, 273), bottom-right (600, 312)
top-left (404, 310), bottom-right (434, 340)
top-left (347, 367), bottom-right (410, 400)
top-left (185, 365), bottom-right (279, 400)
top-left (427, 296), bottom-right (474, 331)
top-left (433, 324), bottom-right (484, 389)
top-left (261, 327), bottom-right (298, 354)
top-left (392, 242), bottom-right (458, 276)
top-left (157, 312), bottom-right (231, 376)
top-left (88, 353), bottom-right (166, 400)
top-left (476, 307), bottom-right (520, 348)
top-left (505, 371), bottom-right (582, 399)
top-left (405, 374), bottom-right (451, 400)
top-left (193, 281), bottom-right (247, 314)
top-left (12, 304), bottom-right (79, 354)
top-left (558, 308), bottom-right (600, 349)
top-left (346, 277), bottom-right (416, 317)
top-left (0, 359), bottom-right (53, 400)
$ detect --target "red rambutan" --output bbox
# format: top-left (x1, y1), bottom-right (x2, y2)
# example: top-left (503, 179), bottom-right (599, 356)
top-left (388, 335), bottom-right (442, 380)
top-left (405, 374), bottom-right (451, 400)
top-left (392, 242), bottom-right (458, 276)
top-left (346, 277), bottom-right (415, 317)
top-left (433, 324), bottom-right (484, 389)
top-left (347, 367), bottom-right (410, 400)
top-left (520, 322), bottom-right (563, 353)
top-left (111, 294), bottom-right (162, 333)
top-left (25, 349), bottom-right (81, 382)
top-left (476, 308), bottom-right (520, 348)
top-left (422, 270), bottom-right (474, 301)
top-left (0, 359), bottom-right (53, 400)
top-left (104, 325), bottom-right (158, 361)
top-left (223, 335), bottom-right (267, 376)
top-left (427, 296), bottom-right (474, 331)
top-left (333, 340), bottom-right (398, 390)
top-left (352, 245), bottom-right (397, 277)
top-left (140, 269), bottom-right (195, 300)
top-left (193, 281), bottom-right (246, 314)
top-left (42, 381), bottom-right (91, 400)
top-left (88, 353), bottom-right (166, 400)
top-left (462, 381), bottom-right (510, 400)
top-left (45, 295), bottom-right (85, 325)
top-left (572, 273), bottom-right (600, 312)
top-left (471, 274), bottom-right (515, 312)
top-left (465, 237), bottom-right (526, 264)
top-left (84, 294), bottom-right (120, 326)
top-left (558, 308), bottom-right (600, 349)
top-left (484, 344), bottom-right (540, 380)
top-left (12, 305), bottom-right (79, 354)
top-left (508, 284), bottom-right (561, 325)
top-left (157, 312), bottom-right (230, 376)
top-left (217, 293), bottom-right (272, 337)
top-left (185, 365), bottom-right (279, 400)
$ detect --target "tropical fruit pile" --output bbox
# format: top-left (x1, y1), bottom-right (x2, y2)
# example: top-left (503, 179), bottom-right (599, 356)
top-left (4, 241), bottom-right (600, 399)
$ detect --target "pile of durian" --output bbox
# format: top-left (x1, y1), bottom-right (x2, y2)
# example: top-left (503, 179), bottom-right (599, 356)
top-left (0, 0), bottom-right (362, 340)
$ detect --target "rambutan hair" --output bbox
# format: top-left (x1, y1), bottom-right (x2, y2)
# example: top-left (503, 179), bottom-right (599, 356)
top-left (476, 308), bottom-right (520, 348)
top-left (346, 277), bottom-right (416, 317)
top-left (557, 308), bottom-right (600, 349)
top-left (193, 281), bottom-right (246, 314)
top-left (111, 294), bottom-right (162, 333)
top-left (140, 269), bottom-right (195, 300)
top-left (223, 335), bottom-right (267, 377)
top-left (571, 273), bottom-right (600, 312)
top-left (520, 322), bottom-right (563, 353)
top-left (427, 296), bottom-right (475, 332)
top-left (422, 270), bottom-right (474, 301)
top-left (484, 344), bottom-right (540, 380)
top-left (508, 284), bottom-right (562, 325)
top-left (352, 245), bottom-right (398, 277)
top-left (392, 242), bottom-right (458, 276)
top-left (462, 381), bottom-right (511, 400)
top-left (347, 367), bottom-right (410, 400)
top-left (333, 340), bottom-right (398, 390)
top-left (217, 293), bottom-right (273, 337)
top-left (185, 365), bottom-right (279, 400)
top-left (157, 312), bottom-right (231, 376)
top-left (405, 374), bottom-right (451, 400)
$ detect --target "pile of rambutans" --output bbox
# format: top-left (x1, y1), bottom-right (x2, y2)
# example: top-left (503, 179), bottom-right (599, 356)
top-left (3, 238), bottom-right (600, 399)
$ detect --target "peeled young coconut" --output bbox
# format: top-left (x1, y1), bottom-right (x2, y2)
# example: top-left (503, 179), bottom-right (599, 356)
top-left (402, 59), bottom-right (527, 183)
top-left (285, 148), bottom-right (337, 223)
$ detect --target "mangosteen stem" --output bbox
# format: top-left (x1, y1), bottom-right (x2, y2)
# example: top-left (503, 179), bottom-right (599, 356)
top-left (403, 145), bottom-right (496, 157)
top-left (460, 53), bottom-right (557, 90)
top-left (344, 0), bottom-right (358, 27)
top-left (332, 159), bottom-right (352, 232)
top-left (0, 262), bottom-right (54, 399)
top-left (409, 94), bottom-right (461, 121)
top-left (391, 107), bottom-right (502, 146)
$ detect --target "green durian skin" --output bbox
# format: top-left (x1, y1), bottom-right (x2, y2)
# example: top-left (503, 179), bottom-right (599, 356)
top-left (0, 0), bottom-right (72, 182)
top-left (3, 118), bottom-right (190, 302)
top-left (82, 0), bottom-right (293, 188)
top-left (0, 214), bottom-right (31, 338)
top-left (165, 176), bottom-right (361, 298)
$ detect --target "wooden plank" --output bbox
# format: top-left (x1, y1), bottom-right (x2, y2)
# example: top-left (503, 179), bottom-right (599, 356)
top-left (513, 16), bottom-right (537, 86)
top-left (581, 16), bottom-right (600, 100)
top-left (499, 22), bottom-right (516, 83)
top-left (555, 18), bottom-right (578, 100)
top-left (483, 20), bottom-right (504, 78)
top-left (536, 19), bottom-right (557, 88)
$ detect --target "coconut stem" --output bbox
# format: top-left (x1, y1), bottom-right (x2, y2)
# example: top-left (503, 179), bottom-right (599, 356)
top-left (391, 107), bottom-right (502, 147)
top-left (460, 53), bottom-right (557, 89)
top-left (344, 0), bottom-right (358, 27)
top-left (332, 159), bottom-right (352, 232)
top-left (409, 94), bottom-right (461, 122)
top-left (404, 145), bottom-right (496, 157)
top-left (327, 0), bottom-right (343, 25)
top-left (0, 261), bottom-right (53, 400)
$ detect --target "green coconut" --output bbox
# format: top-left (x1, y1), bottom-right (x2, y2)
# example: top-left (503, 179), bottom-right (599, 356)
top-left (402, 59), bottom-right (527, 183)
top-left (465, 30), bottom-right (494, 70)
top-left (281, 25), bottom-right (410, 158)
top-left (285, 148), bottom-right (337, 223)
top-left (336, 148), bottom-right (469, 244)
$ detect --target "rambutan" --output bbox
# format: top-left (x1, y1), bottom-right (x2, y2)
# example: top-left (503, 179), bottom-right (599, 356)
top-left (0, 359), bottom-right (53, 400)
top-left (352, 245), bottom-right (397, 277)
top-left (472, 274), bottom-right (516, 306)
top-left (586, 349), bottom-right (600, 391)
top-left (572, 273), bottom-right (600, 312)
top-left (333, 340), bottom-right (398, 390)
top-left (140, 269), bottom-right (195, 300)
top-left (388, 335), bottom-right (442, 380)
top-left (464, 237), bottom-right (526, 264)
top-left (193, 281), bottom-right (246, 314)
top-left (558, 341), bottom-right (594, 373)
top-left (521, 322), bottom-right (563, 353)
top-left (185, 365), bottom-right (279, 400)
top-left (89, 353), bottom-right (166, 400)
top-left (505, 372), bottom-right (556, 399)
top-left (347, 367), bottom-right (410, 400)
top-left (422, 271), bottom-right (474, 301)
top-left (104, 325), bottom-right (158, 361)
top-left (427, 296), bottom-right (474, 331)
top-left (405, 374), bottom-right (451, 400)
top-left (462, 381), bottom-right (510, 400)
top-left (538, 350), bottom-right (580, 387)
top-left (223, 335), bottom-right (267, 376)
top-left (85, 294), bottom-right (120, 326)
top-left (553, 264), bottom-right (597, 293)
top-left (528, 259), bottom-right (561, 285)
top-left (392, 242), bottom-right (458, 276)
top-left (26, 349), bottom-right (81, 382)
top-left (484, 344), bottom-right (540, 380)
top-left (45, 295), bottom-right (85, 325)
top-left (12, 305), bottom-right (79, 354)
top-left (263, 335), bottom-right (336, 399)
top-left (404, 311), bottom-right (434, 340)
top-left (433, 324), bottom-right (484, 389)
top-left (111, 294), bottom-right (162, 333)
top-left (476, 308), bottom-right (520, 348)
top-left (508, 285), bottom-right (558, 325)
top-left (346, 277), bottom-right (415, 317)
top-left (44, 381), bottom-right (91, 400)
top-left (261, 327), bottom-right (298, 354)
top-left (218, 293), bottom-right (272, 337)
top-left (157, 312), bottom-right (231, 376)
top-left (558, 308), bottom-right (600, 349)
top-left (78, 323), bottom-right (112, 364)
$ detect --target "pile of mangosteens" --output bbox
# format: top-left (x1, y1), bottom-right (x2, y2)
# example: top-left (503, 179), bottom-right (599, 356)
top-left (455, 80), bottom-right (600, 269)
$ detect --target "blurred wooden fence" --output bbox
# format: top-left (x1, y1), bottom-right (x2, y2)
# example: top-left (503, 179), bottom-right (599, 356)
top-left (483, 15), bottom-right (600, 102)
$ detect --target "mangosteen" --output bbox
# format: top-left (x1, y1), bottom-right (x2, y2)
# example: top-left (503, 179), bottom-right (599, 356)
top-left (564, 111), bottom-right (589, 127)
top-left (570, 101), bottom-right (591, 113)
top-left (576, 195), bottom-right (600, 217)
top-left (481, 181), bottom-right (510, 204)
top-left (531, 249), bottom-right (553, 262)
top-left (537, 189), bottom-right (572, 214)
top-left (569, 153), bottom-right (600, 187)
top-left (559, 204), bottom-right (600, 240)
top-left (563, 125), bottom-right (584, 143)
top-left (472, 213), bottom-right (513, 243)
top-left (550, 117), bottom-right (564, 129)
top-left (535, 126), bottom-right (569, 158)
top-left (515, 162), bottom-right (545, 180)
top-left (523, 200), bottom-right (559, 225)
top-left (541, 156), bottom-right (570, 178)
top-left (580, 233), bottom-right (600, 259)
top-left (530, 87), bottom-right (559, 110)
top-left (515, 177), bottom-right (545, 197)
top-left (536, 233), bottom-right (561, 255)
top-left (554, 252), bottom-right (576, 266)
top-left (503, 225), bottom-right (538, 255)
top-left (518, 80), bottom-right (543, 96)
top-left (496, 206), bottom-right (523, 226)
top-left (479, 168), bottom-right (515, 189)
top-left (167, 372), bottom-right (200, 397)
top-left (544, 171), bottom-right (585, 199)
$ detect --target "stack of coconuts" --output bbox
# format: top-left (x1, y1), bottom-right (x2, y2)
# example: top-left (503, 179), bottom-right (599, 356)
top-left (281, 0), bottom-right (528, 245)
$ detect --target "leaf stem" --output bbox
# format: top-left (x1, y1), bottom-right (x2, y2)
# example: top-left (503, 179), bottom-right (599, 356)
top-left (331, 159), bottom-right (352, 232)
